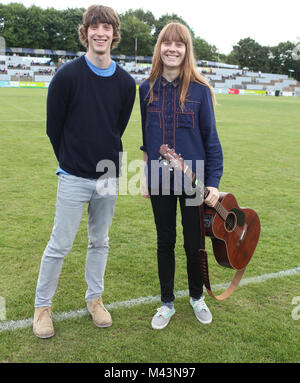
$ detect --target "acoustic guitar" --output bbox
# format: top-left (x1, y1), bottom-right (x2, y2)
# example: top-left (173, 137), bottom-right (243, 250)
top-left (159, 144), bottom-right (261, 299)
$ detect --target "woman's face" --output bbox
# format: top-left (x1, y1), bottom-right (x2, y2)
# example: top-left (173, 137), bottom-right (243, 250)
top-left (160, 40), bottom-right (186, 70)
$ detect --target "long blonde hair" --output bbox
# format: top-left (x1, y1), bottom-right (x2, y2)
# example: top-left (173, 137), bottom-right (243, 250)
top-left (148, 22), bottom-right (215, 108)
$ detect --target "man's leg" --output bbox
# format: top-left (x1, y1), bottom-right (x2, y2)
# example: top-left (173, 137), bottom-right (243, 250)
top-left (84, 178), bottom-right (118, 302)
top-left (84, 178), bottom-right (118, 328)
top-left (35, 174), bottom-right (90, 308)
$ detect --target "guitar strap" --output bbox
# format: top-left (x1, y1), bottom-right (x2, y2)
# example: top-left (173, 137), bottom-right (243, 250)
top-left (198, 204), bottom-right (245, 301)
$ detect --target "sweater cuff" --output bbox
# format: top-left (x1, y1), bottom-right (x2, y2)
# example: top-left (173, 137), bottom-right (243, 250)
top-left (205, 177), bottom-right (221, 189)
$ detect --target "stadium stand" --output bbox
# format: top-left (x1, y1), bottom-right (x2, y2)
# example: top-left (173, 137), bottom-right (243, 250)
top-left (0, 52), bottom-right (299, 96)
top-left (0, 54), bottom-right (55, 82)
top-left (202, 67), bottom-right (300, 96)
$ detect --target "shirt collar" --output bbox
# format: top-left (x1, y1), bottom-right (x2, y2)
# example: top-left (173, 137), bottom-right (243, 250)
top-left (160, 76), bottom-right (180, 88)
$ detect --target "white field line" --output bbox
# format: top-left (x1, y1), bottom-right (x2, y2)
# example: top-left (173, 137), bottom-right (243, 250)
top-left (0, 98), bottom-right (40, 118)
top-left (0, 267), bottom-right (300, 333)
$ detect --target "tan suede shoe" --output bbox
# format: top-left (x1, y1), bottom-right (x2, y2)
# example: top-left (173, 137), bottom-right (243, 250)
top-left (33, 306), bottom-right (55, 339)
top-left (87, 297), bottom-right (112, 328)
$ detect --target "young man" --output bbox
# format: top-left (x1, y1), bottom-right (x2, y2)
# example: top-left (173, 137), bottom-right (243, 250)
top-left (33, 5), bottom-right (136, 338)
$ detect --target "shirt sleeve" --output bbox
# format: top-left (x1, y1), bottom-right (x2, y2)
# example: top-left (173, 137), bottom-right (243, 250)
top-left (46, 68), bottom-right (71, 162)
top-left (118, 77), bottom-right (136, 138)
top-left (139, 82), bottom-right (148, 152)
top-left (199, 86), bottom-right (223, 188)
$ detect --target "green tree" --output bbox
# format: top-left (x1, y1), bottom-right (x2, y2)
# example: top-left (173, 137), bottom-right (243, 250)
top-left (116, 14), bottom-right (154, 56)
top-left (60, 8), bottom-right (84, 51)
top-left (154, 14), bottom-right (194, 40)
top-left (224, 50), bottom-right (240, 66)
top-left (23, 6), bottom-right (48, 49)
top-left (231, 37), bottom-right (270, 72)
top-left (123, 9), bottom-right (156, 32)
top-left (194, 37), bottom-right (219, 61)
top-left (0, 3), bottom-right (28, 47)
top-left (43, 7), bottom-right (67, 50)
top-left (269, 41), bottom-right (300, 78)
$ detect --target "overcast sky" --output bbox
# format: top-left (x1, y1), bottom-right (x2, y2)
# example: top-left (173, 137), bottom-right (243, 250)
top-left (1, 0), bottom-right (299, 54)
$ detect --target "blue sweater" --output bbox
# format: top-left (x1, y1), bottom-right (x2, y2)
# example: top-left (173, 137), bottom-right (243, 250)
top-left (47, 55), bottom-right (136, 179)
top-left (139, 77), bottom-right (223, 189)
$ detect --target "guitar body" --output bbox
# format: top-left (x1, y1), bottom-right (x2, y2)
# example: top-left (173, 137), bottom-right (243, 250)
top-left (158, 144), bottom-right (261, 274)
top-left (204, 192), bottom-right (261, 270)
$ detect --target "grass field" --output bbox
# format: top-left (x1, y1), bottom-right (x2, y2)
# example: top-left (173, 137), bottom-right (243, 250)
top-left (0, 88), bottom-right (300, 364)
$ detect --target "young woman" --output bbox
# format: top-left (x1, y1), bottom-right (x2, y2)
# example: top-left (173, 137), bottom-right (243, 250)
top-left (139, 22), bottom-right (223, 330)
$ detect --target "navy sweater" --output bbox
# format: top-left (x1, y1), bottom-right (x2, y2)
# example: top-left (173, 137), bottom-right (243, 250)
top-left (46, 55), bottom-right (136, 179)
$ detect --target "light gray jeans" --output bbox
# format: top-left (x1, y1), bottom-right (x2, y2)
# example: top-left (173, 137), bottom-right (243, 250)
top-left (35, 173), bottom-right (118, 307)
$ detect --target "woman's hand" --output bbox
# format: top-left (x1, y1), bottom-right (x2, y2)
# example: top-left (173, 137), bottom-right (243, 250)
top-left (141, 152), bottom-right (150, 198)
top-left (141, 176), bottom-right (150, 198)
top-left (204, 186), bottom-right (219, 207)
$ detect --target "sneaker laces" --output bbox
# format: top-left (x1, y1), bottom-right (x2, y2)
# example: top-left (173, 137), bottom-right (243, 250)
top-left (193, 297), bottom-right (209, 313)
top-left (156, 306), bottom-right (171, 317)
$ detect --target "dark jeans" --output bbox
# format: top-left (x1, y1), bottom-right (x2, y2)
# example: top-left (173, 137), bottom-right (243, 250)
top-left (150, 190), bottom-right (204, 303)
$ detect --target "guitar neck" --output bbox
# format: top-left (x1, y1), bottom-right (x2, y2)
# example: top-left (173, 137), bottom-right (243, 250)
top-left (183, 163), bottom-right (209, 198)
top-left (183, 163), bottom-right (228, 220)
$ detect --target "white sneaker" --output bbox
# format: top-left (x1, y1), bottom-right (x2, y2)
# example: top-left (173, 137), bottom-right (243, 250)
top-left (151, 306), bottom-right (175, 330)
top-left (190, 296), bottom-right (212, 324)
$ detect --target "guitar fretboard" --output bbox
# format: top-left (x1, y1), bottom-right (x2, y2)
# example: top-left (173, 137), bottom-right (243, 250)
top-left (183, 163), bottom-right (228, 221)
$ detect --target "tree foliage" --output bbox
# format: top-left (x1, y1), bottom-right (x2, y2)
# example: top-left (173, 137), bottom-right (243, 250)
top-left (0, 3), bottom-right (299, 79)
top-left (194, 37), bottom-right (219, 61)
top-left (229, 37), bottom-right (300, 79)
top-left (116, 13), bottom-right (154, 56)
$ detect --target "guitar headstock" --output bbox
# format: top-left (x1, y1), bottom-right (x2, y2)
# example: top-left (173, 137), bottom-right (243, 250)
top-left (158, 144), bottom-right (184, 172)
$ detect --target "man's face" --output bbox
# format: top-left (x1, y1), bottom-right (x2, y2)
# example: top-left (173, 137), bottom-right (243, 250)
top-left (87, 22), bottom-right (114, 56)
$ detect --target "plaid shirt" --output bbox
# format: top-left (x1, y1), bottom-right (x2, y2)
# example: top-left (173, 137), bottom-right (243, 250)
top-left (139, 77), bottom-right (223, 189)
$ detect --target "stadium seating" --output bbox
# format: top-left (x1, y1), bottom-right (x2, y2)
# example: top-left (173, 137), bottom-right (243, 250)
top-left (0, 53), bottom-right (299, 96)
top-left (202, 67), bottom-right (300, 95)
top-left (0, 55), bottom-right (55, 83)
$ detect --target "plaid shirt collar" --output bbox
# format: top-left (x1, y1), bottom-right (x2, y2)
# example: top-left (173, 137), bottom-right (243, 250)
top-left (160, 76), bottom-right (180, 88)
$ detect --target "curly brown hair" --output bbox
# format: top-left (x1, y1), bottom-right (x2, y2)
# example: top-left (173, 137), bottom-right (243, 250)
top-left (78, 5), bottom-right (120, 50)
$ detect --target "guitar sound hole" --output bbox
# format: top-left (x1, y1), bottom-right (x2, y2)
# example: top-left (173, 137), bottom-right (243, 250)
top-left (225, 212), bottom-right (236, 232)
